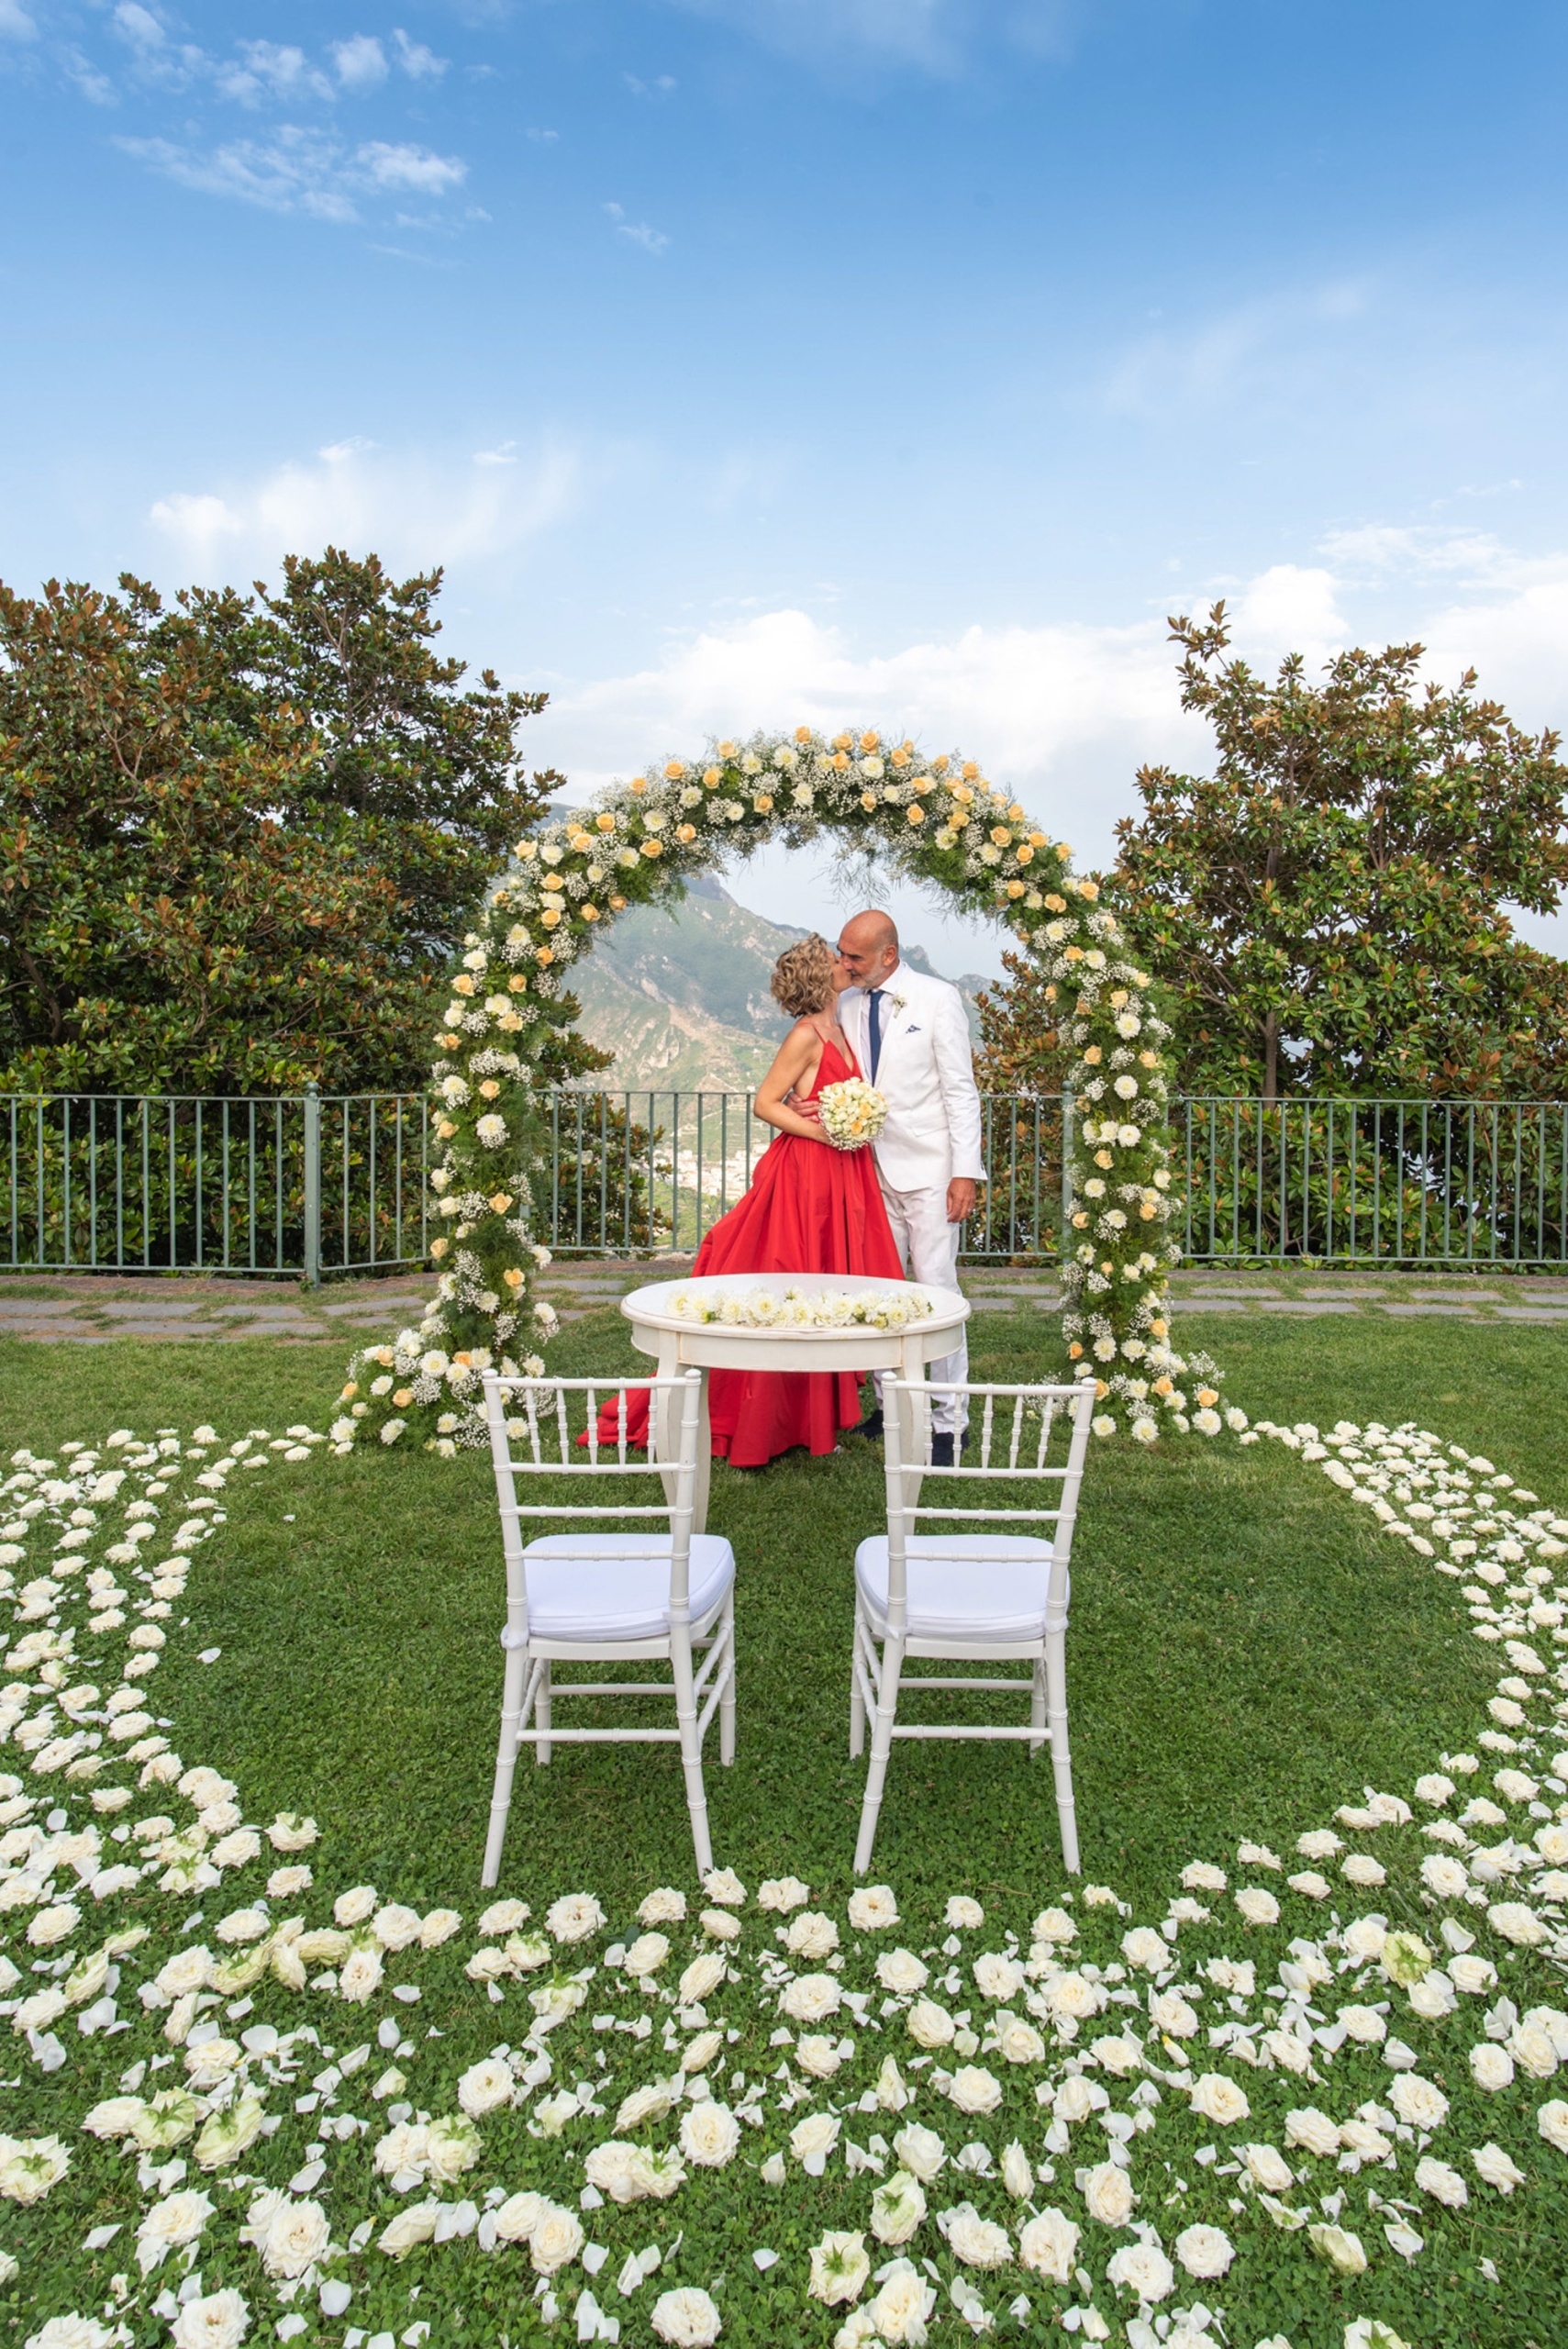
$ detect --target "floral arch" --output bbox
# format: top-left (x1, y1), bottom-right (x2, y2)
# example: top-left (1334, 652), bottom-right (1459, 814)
top-left (339, 728), bottom-right (1209, 1452)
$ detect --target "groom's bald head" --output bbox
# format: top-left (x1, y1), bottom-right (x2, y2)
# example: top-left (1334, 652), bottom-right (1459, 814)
top-left (838, 909), bottom-right (900, 988)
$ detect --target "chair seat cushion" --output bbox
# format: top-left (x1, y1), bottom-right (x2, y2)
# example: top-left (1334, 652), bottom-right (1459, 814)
top-left (854, 1535), bottom-right (1062, 1642)
top-left (521, 1533), bottom-right (735, 1643)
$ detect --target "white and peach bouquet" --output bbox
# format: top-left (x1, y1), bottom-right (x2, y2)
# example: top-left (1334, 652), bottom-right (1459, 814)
top-left (816, 1075), bottom-right (888, 1152)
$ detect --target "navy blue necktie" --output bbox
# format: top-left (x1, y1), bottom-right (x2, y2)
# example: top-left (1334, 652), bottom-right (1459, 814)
top-left (868, 988), bottom-right (885, 1080)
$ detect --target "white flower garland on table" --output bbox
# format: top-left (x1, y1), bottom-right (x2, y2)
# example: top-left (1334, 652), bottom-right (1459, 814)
top-left (665, 1287), bottom-right (934, 1331)
top-left (331, 727), bottom-right (1196, 1454)
top-left (0, 1414), bottom-right (1564, 2349)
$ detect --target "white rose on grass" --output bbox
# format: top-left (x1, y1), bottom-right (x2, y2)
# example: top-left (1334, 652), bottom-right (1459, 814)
top-left (259, 2196), bottom-right (330, 2279)
top-left (534, 2092), bottom-right (581, 2136)
top-left (26, 2321), bottom-right (115, 2349)
top-left (1307, 2222), bottom-right (1366, 2276)
top-left (1242, 2142), bottom-right (1294, 2192)
top-left (170, 2288), bottom-right (250, 2349)
top-left (1285, 2109), bottom-right (1341, 2158)
top-left (1421, 1854), bottom-right (1471, 1899)
top-left (1001, 2140), bottom-right (1033, 2199)
top-left (1488, 1900), bottom-right (1546, 1947)
top-left (1235, 1887), bottom-right (1280, 1926)
top-left (373, 1903), bottom-right (422, 1950)
top-left (651, 2287), bottom-right (722, 2348)
top-left (947, 1896), bottom-right (985, 1930)
top-left (876, 1948), bottom-right (929, 1995)
top-left (701, 1868), bottom-right (746, 1906)
top-left (906, 1998), bottom-right (956, 2047)
top-left (1106, 2241), bottom-right (1174, 2302)
top-left (425, 2114), bottom-right (482, 2182)
top-left (994, 2015), bottom-right (1047, 2065)
top-left (863, 2261), bottom-right (936, 2344)
top-left (808, 2229), bottom-right (870, 2307)
top-left (1189, 2073), bottom-right (1250, 2126)
top-left (847, 1884), bottom-right (899, 1930)
top-left (681, 2031), bottom-right (723, 2075)
top-left (1507, 2021), bottom-right (1559, 2080)
top-left (195, 2093), bottom-right (265, 2171)
top-left (1089, 2034), bottom-right (1140, 2076)
top-left (547, 1892), bottom-right (606, 1943)
top-left (1472, 2141), bottom-right (1527, 2194)
top-left (892, 2123), bottom-right (947, 2182)
top-left (781, 1972), bottom-right (840, 2023)
top-left (757, 1876), bottom-right (810, 1913)
top-left (420, 1906), bottom-right (461, 1949)
top-left (700, 1908), bottom-right (741, 1942)
top-left (0, 2134), bottom-right (70, 2204)
top-left (334, 1884), bottom-right (378, 1928)
top-left (942, 2203), bottom-right (1012, 2267)
top-left (1390, 2074), bottom-right (1450, 2129)
top-left (1471, 2043), bottom-right (1515, 2092)
top-left (1121, 1927), bottom-right (1167, 1972)
top-left (1047, 1971), bottom-right (1106, 2020)
top-left (494, 2189), bottom-right (547, 2243)
top-left (1151, 1991), bottom-right (1199, 2038)
top-left (268, 1813), bottom-right (318, 1853)
top-left (379, 2202), bottom-right (441, 2257)
top-left (1082, 2160), bottom-right (1134, 2226)
top-left (458, 2058), bottom-right (515, 2118)
top-left (680, 2100), bottom-right (740, 2167)
top-left (790, 2111), bottom-right (842, 2165)
top-left (83, 2096), bottom-right (145, 2142)
top-left (1536, 2099), bottom-right (1568, 2152)
top-left (617, 2081), bottom-right (677, 2132)
top-left (528, 2201), bottom-right (584, 2275)
top-left (479, 1898), bottom-right (529, 1936)
top-left (1415, 2154), bottom-right (1469, 2207)
top-left (638, 1887), bottom-right (688, 1925)
top-left (973, 1952), bottom-right (1026, 2000)
top-left (136, 2187), bottom-right (214, 2273)
top-left (796, 2034), bottom-right (844, 2079)
top-left (1408, 1971), bottom-right (1459, 2020)
top-left (1174, 2222), bottom-right (1234, 2279)
top-left (870, 2168), bottom-right (927, 2243)
top-left (339, 1944), bottom-right (384, 2003)
top-left (949, 2065), bottom-right (1003, 2115)
top-left (681, 1953), bottom-right (728, 2006)
top-left (1018, 2207), bottom-right (1079, 2280)
top-left (624, 1932), bottom-right (671, 1977)
top-left (1338, 2005), bottom-right (1386, 2044)
top-left (1030, 1906), bottom-right (1075, 1944)
top-left (1053, 2076), bottom-right (1108, 2123)
top-left (1449, 1954), bottom-right (1497, 1996)
top-left (786, 1911), bottom-right (839, 1960)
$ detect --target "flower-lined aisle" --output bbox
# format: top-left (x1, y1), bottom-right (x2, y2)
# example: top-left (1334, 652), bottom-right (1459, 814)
top-left (331, 728), bottom-right (1211, 1454)
top-left (0, 1420), bottom-right (1564, 2349)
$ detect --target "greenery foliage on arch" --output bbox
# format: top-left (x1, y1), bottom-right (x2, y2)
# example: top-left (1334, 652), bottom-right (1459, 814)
top-left (337, 728), bottom-right (1216, 1452)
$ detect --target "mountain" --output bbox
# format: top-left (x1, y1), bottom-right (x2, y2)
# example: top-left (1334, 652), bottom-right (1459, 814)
top-left (568, 873), bottom-right (988, 1093)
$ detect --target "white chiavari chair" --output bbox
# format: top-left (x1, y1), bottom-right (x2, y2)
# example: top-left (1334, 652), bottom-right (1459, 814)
top-left (481, 1368), bottom-right (736, 1884)
top-left (849, 1375), bottom-right (1095, 1874)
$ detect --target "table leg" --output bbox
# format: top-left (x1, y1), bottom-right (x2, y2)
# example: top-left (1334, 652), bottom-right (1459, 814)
top-left (692, 1371), bottom-right (712, 1535)
top-left (652, 1335), bottom-right (681, 1510)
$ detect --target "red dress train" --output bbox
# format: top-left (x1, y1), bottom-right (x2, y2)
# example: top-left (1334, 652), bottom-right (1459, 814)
top-left (592, 1038), bottom-right (905, 1467)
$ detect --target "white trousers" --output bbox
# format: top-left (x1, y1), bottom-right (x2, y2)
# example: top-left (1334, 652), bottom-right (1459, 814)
top-left (873, 1175), bottom-right (968, 1433)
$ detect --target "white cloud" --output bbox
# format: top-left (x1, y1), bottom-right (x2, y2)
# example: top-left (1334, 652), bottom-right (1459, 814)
top-left (603, 200), bottom-right (667, 253)
top-left (1224, 563), bottom-right (1350, 667)
top-left (331, 32), bottom-right (387, 89)
top-left (0, 0), bottom-right (37, 38)
top-left (62, 45), bottom-right (115, 101)
top-left (112, 3), bottom-right (165, 50)
top-left (148, 435), bottom-right (584, 580)
top-left (116, 127), bottom-right (467, 218)
top-left (670, 0), bottom-right (962, 72)
top-left (394, 28), bottom-right (446, 79)
top-left (217, 40), bottom-right (334, 105)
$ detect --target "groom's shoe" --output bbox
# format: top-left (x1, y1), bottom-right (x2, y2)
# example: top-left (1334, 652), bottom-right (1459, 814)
top-left (929, 1431), bottom-right (971, 1469)
top-left (856, 1408), bottom-right (884, 1441)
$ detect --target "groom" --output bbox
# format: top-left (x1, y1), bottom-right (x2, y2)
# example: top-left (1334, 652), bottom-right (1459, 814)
top-left (834, 908), bottom-right (984, 1464)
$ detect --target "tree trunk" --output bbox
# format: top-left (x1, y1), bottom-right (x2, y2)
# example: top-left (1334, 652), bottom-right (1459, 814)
top-left (1262, 1007), bottom-right (1279, 1105)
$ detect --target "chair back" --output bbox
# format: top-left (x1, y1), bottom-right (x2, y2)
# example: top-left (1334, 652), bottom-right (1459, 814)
top-left (881, 1377), bottom-right (1095, 1634)
top-left (482, 1371), bottom-right (703, 1644)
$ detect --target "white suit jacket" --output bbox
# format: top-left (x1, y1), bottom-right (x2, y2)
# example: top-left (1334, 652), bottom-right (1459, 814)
top-left (840, 962), bottom-right (984, 1193)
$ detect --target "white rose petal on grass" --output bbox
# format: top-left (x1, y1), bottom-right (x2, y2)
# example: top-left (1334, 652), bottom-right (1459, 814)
top-left (1472, 2141), bottom-right (1527, 2194)
top-left (651, 2288), bottom-right (722, 2348)
top-left (1188, 2073), bottom-right (1250, 2126)
top-left (1081, 2160), bottom-right (1134, 2227)
top-left (1173, 2223), bottom-right (1234, 2279)
top-left (807, 2229), bottom-right (870, 2307)
top-left (1107, 2240), bottom-right (1175, 2301)
top-left (1415, 2155), bottom-right (1469, 2207)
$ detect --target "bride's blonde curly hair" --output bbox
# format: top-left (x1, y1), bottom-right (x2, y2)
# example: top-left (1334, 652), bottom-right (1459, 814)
top-left (770, 933), bottom-right (839, 1018)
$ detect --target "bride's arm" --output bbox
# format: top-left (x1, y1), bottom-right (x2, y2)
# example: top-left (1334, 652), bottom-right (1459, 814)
top-left (755, 1023), bottom-right (831, 1141)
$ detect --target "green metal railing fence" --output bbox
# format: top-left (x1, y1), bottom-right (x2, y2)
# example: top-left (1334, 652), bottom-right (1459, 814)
top-left (0, 1088), bottom-right (1564, 1276)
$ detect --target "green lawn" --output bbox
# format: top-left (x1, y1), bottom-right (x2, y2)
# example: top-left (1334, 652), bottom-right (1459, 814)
top-left (0, 1306), bottom-right (1542, 1916)
top-left (3, 1306), bottom-right (1565, 2349)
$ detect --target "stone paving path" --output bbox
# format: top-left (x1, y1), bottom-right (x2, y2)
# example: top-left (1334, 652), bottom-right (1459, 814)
top-left (0, 1260), bottom-right (1563, 1342)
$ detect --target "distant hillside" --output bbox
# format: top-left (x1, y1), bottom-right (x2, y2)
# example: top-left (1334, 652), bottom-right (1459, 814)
top-left (569, 874), bottom-right (986, 1092)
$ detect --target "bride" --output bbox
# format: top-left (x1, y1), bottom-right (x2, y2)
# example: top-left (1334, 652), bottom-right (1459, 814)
top-left (595, 933), bottom-right (904, 1464)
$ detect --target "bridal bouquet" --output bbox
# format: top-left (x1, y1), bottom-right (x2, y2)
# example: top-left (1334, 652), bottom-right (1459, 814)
top-left (817, 1075), bottom-right (888, 1152)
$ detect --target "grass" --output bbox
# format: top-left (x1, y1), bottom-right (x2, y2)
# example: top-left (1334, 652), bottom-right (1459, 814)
top-left (3, 1305), bottom-right (1566, 2349)
top-left (0, 1306), bottom-right (1541, 1917)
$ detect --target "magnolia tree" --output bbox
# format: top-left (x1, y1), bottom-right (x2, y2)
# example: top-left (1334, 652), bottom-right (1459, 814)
top-left (335, 729), bottom-right (1220, 1453)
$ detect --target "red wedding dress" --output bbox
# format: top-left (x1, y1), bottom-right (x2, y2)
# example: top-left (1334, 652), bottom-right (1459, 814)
top-left (592, 1037), bottom-right (905, 1466)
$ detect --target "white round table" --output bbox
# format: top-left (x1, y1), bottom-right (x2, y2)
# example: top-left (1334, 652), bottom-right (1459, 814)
top-left (620, 1270), bottom-right (970, 1530)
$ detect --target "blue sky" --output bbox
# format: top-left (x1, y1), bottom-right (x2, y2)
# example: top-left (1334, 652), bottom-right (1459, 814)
top-left (5, 0), bottom-right (1568, 977)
